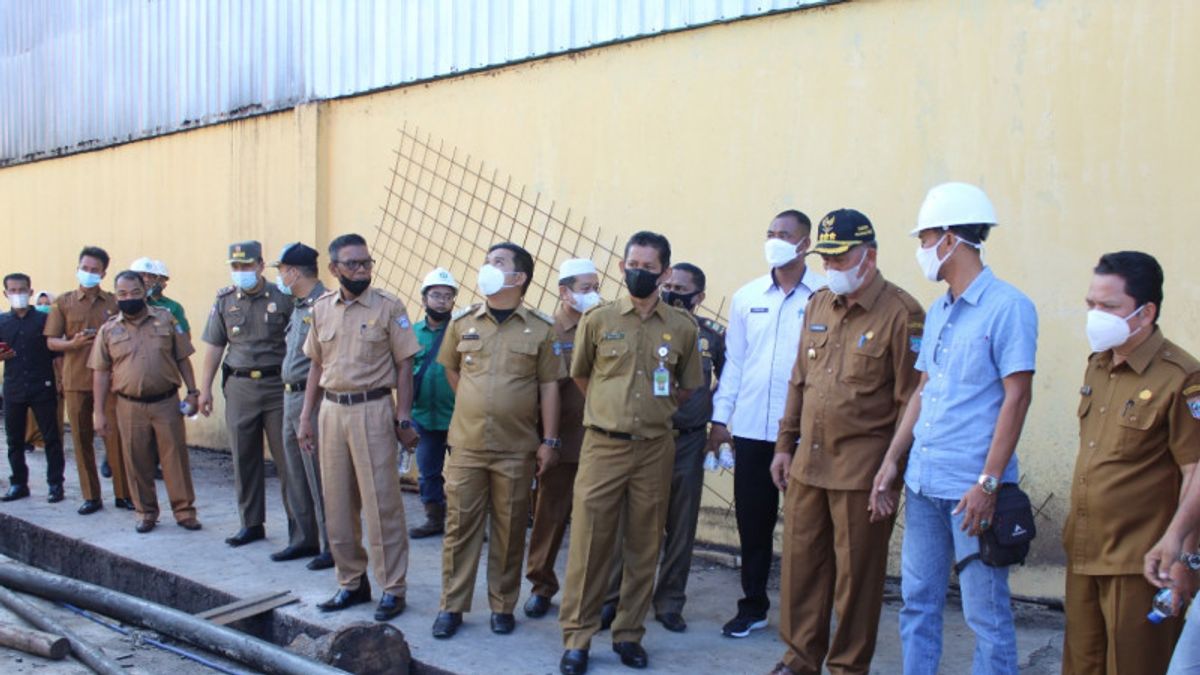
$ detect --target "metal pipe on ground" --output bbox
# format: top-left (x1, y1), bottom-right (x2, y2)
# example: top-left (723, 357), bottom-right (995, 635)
top-left (0, 619), bottom-right (69, 659)
top-left (0, 562), bottom-right (343, 675)
top-left (0, 585), bottom-right (125, 675)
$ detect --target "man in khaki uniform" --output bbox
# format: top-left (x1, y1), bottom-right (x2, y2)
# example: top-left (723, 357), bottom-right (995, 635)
top-left (197, 240), bottom-right (296, 548)
top-left (432, 242), bottom-right (563, 639)
top-left (90, 271), bottom-right (201, 534)
top-left (559, 231), bottom-right (703, 675)
top-left (298, 233), bottom-right (421, 622)
top-left (524, 258), bottom-right (601, 619)
top-left (766, 210), bottom-right (924, 675)
top-left (45, 246), bottom-right (132, 515)
top-left (1063, 251), bottom-right (1200, 674)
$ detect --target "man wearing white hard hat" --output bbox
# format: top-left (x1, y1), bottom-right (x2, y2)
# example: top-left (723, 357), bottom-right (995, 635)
top-left (408, 268), bottom-right (459, 539)
top-left (870, 182), bottom-right (1038, 674)
top-left (146, 259), bottom-right (190, 334)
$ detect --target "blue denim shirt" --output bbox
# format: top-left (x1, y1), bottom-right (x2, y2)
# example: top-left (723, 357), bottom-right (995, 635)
top-left (905, 267), bottom-right (1038, 499)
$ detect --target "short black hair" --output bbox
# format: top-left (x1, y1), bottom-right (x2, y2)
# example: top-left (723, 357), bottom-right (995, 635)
top-left (488, 242), bottom-right (534, 294)
top-left (1094, 251), bottom-right (1164, 323)
top-left (328, 234), bottom-right (368, 260)
top-left (79, 246), bottom-right (110, 270)
top-left (3, 273), bottom-right (31, 290)
top-left (295, 264), bottom-right (319, 278)
top-left (113, 270), bottom-right (145, 288)
top-left (774, 210), bottom-right (812, 237)
top-left (624, 231), bottom-right (671, 270)
top-left (672, 262), bottom-right (706, 292)
top-left (949, 224), bottom-right (991, 245)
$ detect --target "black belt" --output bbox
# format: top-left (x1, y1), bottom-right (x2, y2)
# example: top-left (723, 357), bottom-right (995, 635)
top-left (674, 424), bottom-right (708, 435)
top-left (284, 381), bottom-right (307, 393)
top-left (588, 427), bottom-right (648, 442)
top-left (223, 365), bottom-right (281, 380)
top-left (116, 390), bottom-right (177, 404)
top-left (323, 388), bottom-right (391, 406)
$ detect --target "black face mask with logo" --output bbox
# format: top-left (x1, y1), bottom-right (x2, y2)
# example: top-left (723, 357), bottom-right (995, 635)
top-left (662, 290), bottom-right (700, 310)
top-left (624, 268), bottom-right (661, 299)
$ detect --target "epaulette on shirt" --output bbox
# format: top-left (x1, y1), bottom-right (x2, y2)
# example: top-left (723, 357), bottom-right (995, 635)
top-left (317, 289), bottom-right (338, 301)
top-left (1162, 343), bottom-right (1200, 375)
top-left (581, 300), bottom-right (611, 317)
top-left (216, 285), bottom-right (237, 298)
top-left (529, 308), bottom-right (555, 325)
top-left (452, 304), bottom-right (481, 321)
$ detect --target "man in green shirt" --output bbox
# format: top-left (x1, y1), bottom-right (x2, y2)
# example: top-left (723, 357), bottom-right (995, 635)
top-left (409, 268), bottom-right (459, 538)
top-left (131, 258), bottom-right (190, 334)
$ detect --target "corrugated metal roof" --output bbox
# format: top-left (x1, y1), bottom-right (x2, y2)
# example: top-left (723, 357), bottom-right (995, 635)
top-left (0, 0), bottom-right (837, 166)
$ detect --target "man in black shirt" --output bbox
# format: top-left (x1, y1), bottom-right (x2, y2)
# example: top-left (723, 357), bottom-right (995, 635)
top-left (1, 273), bottom-right (65, 502)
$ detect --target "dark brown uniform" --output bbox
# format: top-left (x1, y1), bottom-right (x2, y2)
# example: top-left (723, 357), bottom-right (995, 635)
top-left (1063, 328), bottom-right (1200, 674)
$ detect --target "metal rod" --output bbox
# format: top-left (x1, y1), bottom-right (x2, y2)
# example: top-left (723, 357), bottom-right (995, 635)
top-left (0, 585), bottom-right (125, 675)
top-left (0, 561), bottom-right (342, 675)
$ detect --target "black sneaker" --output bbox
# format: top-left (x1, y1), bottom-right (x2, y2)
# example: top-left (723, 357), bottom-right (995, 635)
top-left (721, 614), bottom-right (768, 638)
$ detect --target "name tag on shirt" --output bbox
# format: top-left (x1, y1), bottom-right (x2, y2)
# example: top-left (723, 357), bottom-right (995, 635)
top-left (750, 307), bottom-right (769, 314)
top-left (809, 324), bottom-right (827, 333)
top-left (460, 333), bottom-right (481, 341)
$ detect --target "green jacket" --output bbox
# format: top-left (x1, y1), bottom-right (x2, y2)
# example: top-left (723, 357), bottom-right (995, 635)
top-left (149, 294), bottom-right (190, 333)
top-left (412, 318), bottom-right (455, 431)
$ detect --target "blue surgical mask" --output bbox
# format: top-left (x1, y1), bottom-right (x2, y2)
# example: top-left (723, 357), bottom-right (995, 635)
top-left (275, 275), bottom-right (293, 296)
top-left (76, 269), bottom-right (102, 288)
top-left (231, 271), bottom-right (258, 290)
top-left (35, 305), bottom-right (51, 314)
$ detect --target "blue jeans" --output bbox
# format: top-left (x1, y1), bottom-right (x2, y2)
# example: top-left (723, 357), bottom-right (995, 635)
top-left (1168, 591), bottom-right (1200, 674)
top-left (415, 426), bottom-right (449, 506)
top-left (899, 487), bottom-right (1018, 675)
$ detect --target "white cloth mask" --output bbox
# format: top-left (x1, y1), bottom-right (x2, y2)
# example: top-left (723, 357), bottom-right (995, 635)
top-left (8, 293), bottom-right (30, 309)
top-left (571, 291), bottom-right (601, 313)
top-left (825, 248), bottom-right (869, 296)
top-left (1086, 305), bottom-right (1145, 353)
top-left (764, 238), bottom-right (800, 268)
top-left (477, 264), bottom-right (509, 297)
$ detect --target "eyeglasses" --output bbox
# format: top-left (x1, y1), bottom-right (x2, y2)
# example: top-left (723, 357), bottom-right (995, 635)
top-left (426, 291), bottom-right (455, 302)
top-left (335, 258), bottom-right (375, 271)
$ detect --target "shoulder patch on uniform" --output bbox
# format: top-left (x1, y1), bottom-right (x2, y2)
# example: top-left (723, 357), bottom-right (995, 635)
top-left (699, 317), bottom-right (726, 335)
top-left (909, 336), bottom-right (922, 354)
top-left (452, 304), bottom-right (480, 321)
top-left (216, 285), bottom-right (236, 297)
top-left (395, 315), bottom-right (411, 330)
top-left (1188, 396), bottom-right (1200, 420)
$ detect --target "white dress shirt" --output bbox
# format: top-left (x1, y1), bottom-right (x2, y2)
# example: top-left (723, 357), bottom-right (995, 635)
top-left (711, 265), bottom-right (826, 442)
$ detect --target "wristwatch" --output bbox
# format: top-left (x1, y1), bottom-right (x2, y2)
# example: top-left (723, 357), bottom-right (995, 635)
top-left (977, 474), bottom-right (1000, 495)
top-left (542, 437), bottom-right (562, 449)
top-left (395, 419), bottom-right (413, 430)
top-left (1182, 551), bottom-right (1200, 571)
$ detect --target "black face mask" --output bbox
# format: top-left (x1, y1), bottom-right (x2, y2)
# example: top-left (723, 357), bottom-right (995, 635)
top-left (426, 308), bottom-right (452, 322)
top-left (624, 268), bottom-right (662, 299)
top-left (118, 298), bottom-right (146, 316)
top-left (338, 275), bottom-right (370, 297)
top-left (662, 290), bottom-right (699, 310)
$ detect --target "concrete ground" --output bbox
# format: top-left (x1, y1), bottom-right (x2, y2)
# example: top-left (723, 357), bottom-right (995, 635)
top-left (0, 429), bottom-right (1064, 674)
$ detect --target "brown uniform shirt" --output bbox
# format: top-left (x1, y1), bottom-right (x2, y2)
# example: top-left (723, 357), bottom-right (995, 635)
top-left (43, 287), bottom-right (118, 392)
top-left (554, 307), bottom-right (586, 463)
top-left (571, 296), bottom-right (704, 439)
top-left (776, 272), bottom-right (925, 491)
top-left (1066, 328), bottom-right (1200, 576)
top-left (303, 286), bottom-right (420, 392)
top-left (437, 304), bottom-right (563, 453)
top-left (200, 282), bottom-right (292, 369)
top-left (88, 307), bottom-right (195, 398)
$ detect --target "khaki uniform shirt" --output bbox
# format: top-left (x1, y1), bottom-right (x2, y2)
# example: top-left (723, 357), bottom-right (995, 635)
top-left (1066, 328), bottom-right (1200, 576)
top-left (200, 281), bottom-right (292, 369)
top-left (303, 286), bottom-right (420, 392)
top-left (282, 281), bottom-right (326, 385)
top-left (571, 296), bottom-right (704, 439)
top-left (88, 307), bottom-right (195, 398)
top-left (437, 304), bottom-right (562, 453)
top-left (554, 307), bottom-right (586, 463)
top-left (777, 272), bottom-right (925, 491)
top-left (43, 287), bottom-right (119, 392)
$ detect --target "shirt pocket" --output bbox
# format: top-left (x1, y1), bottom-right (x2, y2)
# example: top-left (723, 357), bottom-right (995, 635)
top-left (506, 341), bottom-right (540, 376)
top-left (1116, 401), bottom-right (1160, 457)
top-left (457, 339), bottom-right (485, 374)
top-left (224, 309), bottom-right (247, 339)
top-left (317, 322), bottom-right (337, 343)
top-left (108, 332), bottom-right (134, 360)
top-left (948, 336), bottom-right (996, 385)
top-left (595, 340), bottom-right (631, 378)
top-left (844, 336), bottom-right (889, 386)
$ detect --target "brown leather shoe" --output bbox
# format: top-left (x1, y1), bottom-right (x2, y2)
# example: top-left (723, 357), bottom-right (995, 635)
top-left (177, 518), bottom-right (202, 531)
top-left (768, 662), bottom-right (799, 675)
top-left (135, 519), bottom-right (156, 534)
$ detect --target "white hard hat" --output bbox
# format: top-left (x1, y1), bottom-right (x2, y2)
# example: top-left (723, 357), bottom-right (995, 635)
top-left (421, 268), bottom-right (458, 292)
top-left (152, 260), bottom-right (170, 278)
top-left (130, 257), bottom-right (156, 274)
top-left (911, 182), bottom-right (998, 236)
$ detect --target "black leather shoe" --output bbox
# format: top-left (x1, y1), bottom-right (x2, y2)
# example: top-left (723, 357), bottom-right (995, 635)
top-left (270, 545), bottom-right (319, 562)
top-left (47, 484), bottom-right (64, 503)
top-left (431, 611), bottom-right (462, 639)
top-left (524, 593), bottom-right (551, 618)
top-left (77, 499), bottom-right (102, 515)
top-left (306, 552), bottom-right (334, 570)
top-left (613, 642), bottom-right (648, 669)
top-left (599, 601), bottom-right (617, 631)
top-left (135, 519), bottom-right (156, 534)
top-left (1, 484), bottom-right (30, 502)
top-left (655, 612), bottom-right (687, 633)
top-left (317, 577), bottom-right (371, 612)
top-left (560, 649), bottom-right (589, 675)
top-left (374, 593), bottom-right (405, 621)
top-left (490, 612), bottom-right (515, 634)
top-left (114, 498), bottom-right (135, 510)
top-left (224, 525), bottom-right (265, 547)
top-left (100, 459), bottom-right (112, 478)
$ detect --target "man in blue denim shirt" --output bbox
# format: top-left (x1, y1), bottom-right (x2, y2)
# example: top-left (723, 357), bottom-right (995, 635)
top-left (870, 182), bottom-right (1037, 675)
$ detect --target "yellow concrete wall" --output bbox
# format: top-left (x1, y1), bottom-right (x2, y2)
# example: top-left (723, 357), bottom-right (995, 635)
top-left (2, 0), bottom-right (1197, 596)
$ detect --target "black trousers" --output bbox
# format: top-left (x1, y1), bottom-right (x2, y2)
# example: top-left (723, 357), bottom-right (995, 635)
top-left (5, 396), bottom-right (65, 487)
top-left (733, 436), bottom-right (780, 618)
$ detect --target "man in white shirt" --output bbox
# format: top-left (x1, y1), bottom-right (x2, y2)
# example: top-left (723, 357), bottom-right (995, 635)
top-left (710, 209), bottom-right (826, 638)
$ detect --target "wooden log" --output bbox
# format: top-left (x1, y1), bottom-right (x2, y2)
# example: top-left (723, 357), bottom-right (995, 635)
top-left (0, 620), bottom-right (69, 660)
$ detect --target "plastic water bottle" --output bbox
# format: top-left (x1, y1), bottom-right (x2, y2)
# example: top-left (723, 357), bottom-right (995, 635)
top-left (703, 451), bottom-right (719, 472)
top-left (397, 447), bottom-right (413, 475)
top-left (1148, 588), bottom-right (1175, 624)
top-left (718, 443), bottom-right (735, 471)
top-left (179, 400), bottom-right (197, 417)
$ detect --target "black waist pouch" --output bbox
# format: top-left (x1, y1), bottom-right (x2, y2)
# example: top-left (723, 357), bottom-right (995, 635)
top-left (956, 483), bottom-right (1036, 572)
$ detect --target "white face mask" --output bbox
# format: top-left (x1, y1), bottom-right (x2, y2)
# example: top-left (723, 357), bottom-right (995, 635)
top-left (914, 234), bottom-right (958, 282)
top-left (764, 238), bottom-right (801, 268)
top-left (8, 293), bottom-right (30, 310)
top-left (1086, 305), bottom-right (1145, 353)
top-left (571, 291), bottom-right (601, 313)
top-left (477, 264), bottom-right (512, 297)
top-left (825, 248), bottom-right (869, 296)
top-left (76, 269), bottom-right (102, 288)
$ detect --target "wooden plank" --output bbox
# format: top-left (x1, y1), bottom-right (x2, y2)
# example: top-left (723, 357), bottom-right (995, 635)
top-left (0, 620), bottom-right (69, 660)
top-left (196, 591), bottom-right (297, 626)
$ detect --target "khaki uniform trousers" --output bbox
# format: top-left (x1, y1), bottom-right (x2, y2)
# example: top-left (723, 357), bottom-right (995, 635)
top-left (65, 390), bottom-right (129, 501)
top-left (222, 375), bottom-right (293, 530)
top-left (114, 396), bottom-right (196, 523)
top-left (441, 447), bottom-right (536, 613)
top-left (525, 459), bottom-right (579, 598)
top-left (779, 482), bottom-right (894, 675)
top-left (318, 396), bottom-right (409, 595)
top-left (560, 431), bottom-right (675, 649)
top-left (283, 391), bottom-right (327, 552)
top-left (1063, 572), bottom-right (1181, 675)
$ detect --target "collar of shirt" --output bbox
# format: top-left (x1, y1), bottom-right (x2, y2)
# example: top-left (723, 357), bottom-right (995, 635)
top-left (939, 266), bottom-right (996, 309)
top-left (766, 265), bottom-right (825, 298)
top-left (415, 318), bottom-right (446, 335)
top-left (832, 269), bottom-right (887, 311)
top-left (333, 286), bottom-right (378, 308)
top-left (554, 306), bottom-right (580, 333)
top-left (300, 281), bottom-right (326, 307)
top-left (1098, 327), bottom-right (1163, 376)
top-left (74, 287), bottom-right (104, 301)
top-left (473, 302), bottom-right (534, 325)
top-left (116, 310), bottom-right (155, 327)
top-left (614, 294), bottom-right (671, 321)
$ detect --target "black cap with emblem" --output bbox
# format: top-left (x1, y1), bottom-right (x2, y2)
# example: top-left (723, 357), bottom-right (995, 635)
top-left (811, 209), bottom-right (876, 256)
